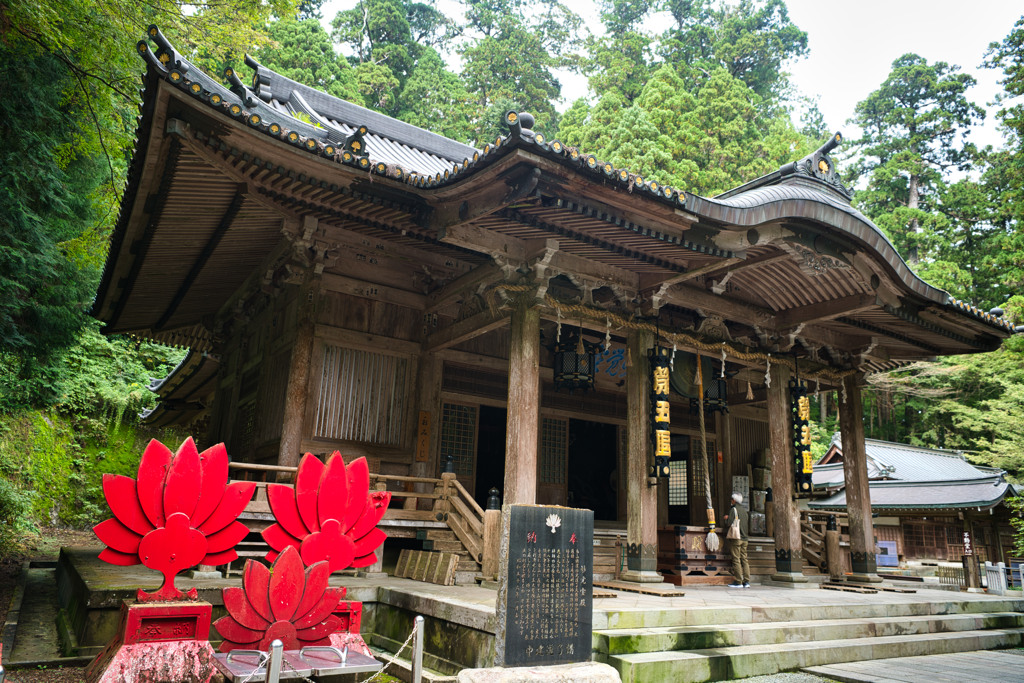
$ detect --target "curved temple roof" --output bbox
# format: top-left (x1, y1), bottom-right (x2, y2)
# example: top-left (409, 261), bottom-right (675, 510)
top-left (94, 26), bottom-right (1014, 376)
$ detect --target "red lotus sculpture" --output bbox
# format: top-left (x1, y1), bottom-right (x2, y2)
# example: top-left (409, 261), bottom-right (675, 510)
top-left (262, 453), bottom-right (390, 573)
top-left (214, 546), bottom-right (342, 652)
top-left (93, 438), bottom-right (256, 602)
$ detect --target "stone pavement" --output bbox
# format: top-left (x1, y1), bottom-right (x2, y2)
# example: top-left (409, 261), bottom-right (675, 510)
top-left (804, 650), bottom-right (1024, 682)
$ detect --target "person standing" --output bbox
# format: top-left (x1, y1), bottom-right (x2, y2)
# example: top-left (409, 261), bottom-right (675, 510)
top-left (725, 492), bottom-right (750, 587)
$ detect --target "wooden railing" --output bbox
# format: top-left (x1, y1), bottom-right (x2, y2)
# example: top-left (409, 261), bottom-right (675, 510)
top-left (937, 565), bottom-right (965, 588)
top-left (227, 462), bottom-right (486, 569)
top-left (799, 509), bottom-right (849, 574)
top-left (434, 473), bottom-right (486, 566)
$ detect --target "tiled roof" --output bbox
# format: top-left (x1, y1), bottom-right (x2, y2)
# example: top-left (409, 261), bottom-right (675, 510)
top-left (810, 478), bottom-right (1014, 510)
top-left (808, 438), bottom-right (1014, 510)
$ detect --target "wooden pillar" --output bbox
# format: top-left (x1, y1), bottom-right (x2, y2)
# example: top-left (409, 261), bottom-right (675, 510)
top-left (277, 314), bottom-right (314, 470)
top-left (768, 361), bottom-right (805, 580)
top-left (411, 352), bottom-right (442, 508)
top-left (839, 373), bottom-right (880, 581)
top-left (622, 327), bottom-right (662, 582)
top-left (503, 300), bottom-right (540, 505)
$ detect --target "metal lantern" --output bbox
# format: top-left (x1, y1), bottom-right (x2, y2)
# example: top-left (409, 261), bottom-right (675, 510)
top-left (553, 334), bottom-right (601, 392)
top-left (689, 376), bottom-right (729, 414)
top-left (704, 376), bottom-right (729, 413)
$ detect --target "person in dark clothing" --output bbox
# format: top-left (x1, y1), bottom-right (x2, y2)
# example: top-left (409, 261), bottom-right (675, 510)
top-left (725, 492), bottom-right (750, 587)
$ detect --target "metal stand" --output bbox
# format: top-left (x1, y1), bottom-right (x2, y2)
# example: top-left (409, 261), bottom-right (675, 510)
top-left (213, 641), bottom-right (382, 682)
top-left (412, 615), bottom-right (425, 683)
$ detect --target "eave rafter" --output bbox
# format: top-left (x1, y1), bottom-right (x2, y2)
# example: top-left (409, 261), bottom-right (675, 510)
top-left (107, 139), bottom-right (182, 331)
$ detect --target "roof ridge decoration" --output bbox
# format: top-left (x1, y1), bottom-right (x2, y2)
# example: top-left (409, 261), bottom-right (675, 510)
top-left (780, 132), bottom-right (852, 200)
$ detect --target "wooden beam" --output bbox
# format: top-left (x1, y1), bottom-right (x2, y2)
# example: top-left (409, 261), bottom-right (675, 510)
top-left (424, 306), bottom-right (510, 352)
top-left (438, 222), bottom-right (527, 262)
top-left (171, 123), bottom-right (302, 222)
top-left (773, 294), bottom-right (877, 329)
top-left (700, 252), bottom-right (790, 282)
top-left (320, 272), bottom-right (426, 309)
top-left (154, 185), bottom-right (249, 330)
top-left (429, 166), bottom-right (540, 232)
top-left (533, 244), bottom-right (640, 292)
top-left (426, 263), bottom-right (504, 314)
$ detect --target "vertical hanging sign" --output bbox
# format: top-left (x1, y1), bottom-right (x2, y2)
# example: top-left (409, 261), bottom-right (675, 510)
top-left (649, 347), bottom-right (672, 478)
top-left (789, 380), bottom-right (813, 494)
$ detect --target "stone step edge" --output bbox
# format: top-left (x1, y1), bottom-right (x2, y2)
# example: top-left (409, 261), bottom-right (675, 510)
top-left (368, 645), bottom-right (458, 683)
top-left (597, 597), bottom-right (1024, 629)
top-left (595, 610), bottom-right (1024, 639)
top-left (606, 627), bottom-right (1024, 664)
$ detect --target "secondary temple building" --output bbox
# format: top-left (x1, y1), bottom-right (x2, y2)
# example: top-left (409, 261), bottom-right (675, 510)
top-left (93, 26), bottom-right (1016, 584)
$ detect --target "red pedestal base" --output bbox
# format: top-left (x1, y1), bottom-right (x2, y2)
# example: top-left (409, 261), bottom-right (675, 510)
top-left (86, 600), bottom-right (218, 683)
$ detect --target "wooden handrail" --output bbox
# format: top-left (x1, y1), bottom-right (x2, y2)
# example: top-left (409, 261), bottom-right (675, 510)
top-left (450, 478), bottom-right (485, 520)
top-left (228, 461), bottom-right (488, 570)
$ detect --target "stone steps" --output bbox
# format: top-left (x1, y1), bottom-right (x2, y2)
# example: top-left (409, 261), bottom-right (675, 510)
top-left (597, 596), bottom-right (1024, 630)
top-left (598, 628), bottom-right (1024, 683)
top-left (595, 612), bottom-right (1024, 654)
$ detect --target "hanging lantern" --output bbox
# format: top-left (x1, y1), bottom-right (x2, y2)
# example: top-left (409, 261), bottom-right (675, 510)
top-left (689, 359), bottom-right (731, 415)
top-left (553, 332), bottom-right (601, 392)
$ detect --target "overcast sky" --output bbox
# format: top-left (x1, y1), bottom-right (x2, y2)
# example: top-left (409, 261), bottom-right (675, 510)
top-left (320, 1), bottom-right (1022, 149)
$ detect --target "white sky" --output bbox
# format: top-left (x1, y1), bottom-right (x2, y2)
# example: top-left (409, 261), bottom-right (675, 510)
top-left (320, 0), bottom-right (1022, 149)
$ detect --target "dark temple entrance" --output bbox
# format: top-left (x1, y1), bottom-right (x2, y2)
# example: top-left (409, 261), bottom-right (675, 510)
top-left (567, 419), bottom-right (618, 521)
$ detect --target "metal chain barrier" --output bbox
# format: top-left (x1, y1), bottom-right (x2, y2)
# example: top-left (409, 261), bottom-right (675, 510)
top-left (357, 622), bottom-right (420, 683)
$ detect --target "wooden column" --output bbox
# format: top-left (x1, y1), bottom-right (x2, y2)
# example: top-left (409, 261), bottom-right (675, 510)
top-left (503, 300), bottom-right (540, 505)
top-left (277, 312), bottom-right (314, 470)
top-left (768, 361), bottom-right (805, 580)
top-left (839, 373), bottom-right (880, 581)
top-left (410, 352), bottom-right (442, 508)
top-left (622, 327), bottom-right (662, 582)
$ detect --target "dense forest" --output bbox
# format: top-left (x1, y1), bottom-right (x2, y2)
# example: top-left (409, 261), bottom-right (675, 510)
top-left (1, 0), bottom-right (1023, 552)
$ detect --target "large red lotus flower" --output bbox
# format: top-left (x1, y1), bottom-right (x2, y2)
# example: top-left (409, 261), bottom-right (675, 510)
top-left (262, 453), bottom-right (390, 573)
top-left (214, 546), bottom-right (343, 652)
top-left (93, 437), bottom-right (256, 602)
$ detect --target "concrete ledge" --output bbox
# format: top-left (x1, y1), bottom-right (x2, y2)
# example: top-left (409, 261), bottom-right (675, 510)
top-left (457, 662), bottom-right (621, 682)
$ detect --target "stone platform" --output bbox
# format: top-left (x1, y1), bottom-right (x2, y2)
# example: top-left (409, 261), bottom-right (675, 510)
top-left (13, 547), bottom-right (1024, 682)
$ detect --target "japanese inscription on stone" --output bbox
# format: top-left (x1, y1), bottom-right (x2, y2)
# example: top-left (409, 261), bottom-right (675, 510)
top-left (495, 505), bottom-right (594, 667)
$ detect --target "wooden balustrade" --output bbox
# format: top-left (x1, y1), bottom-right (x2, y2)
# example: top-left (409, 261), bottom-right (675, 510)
top-left (227, 462), bottom-right (490, 570)
top-left (799, 510), bottom-right (850, 575)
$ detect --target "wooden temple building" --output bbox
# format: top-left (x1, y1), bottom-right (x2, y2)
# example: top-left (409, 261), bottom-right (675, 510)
top-left (93, 26), bottom-right (1016, 585)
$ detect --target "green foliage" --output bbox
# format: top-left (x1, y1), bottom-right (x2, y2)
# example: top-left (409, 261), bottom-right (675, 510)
top-left (862, 335), bottom-right (1024, 482)
top-left (1006, 496), bottom-right (1024, 557)
top-left (0, 474), bottom-right (36, 560)
top-left (849, 54), bottom-right (984, 262)
top-left (0, 40), bottom-right (109, 363)
top-left (557, 64), bottom-right (815, 194)
top-left (254, 18), bottom-right (363, 104)
top-left (0, 319), bottom-right (184, 414)
top-left (0, 409), bottom-right (186, 536)
top-left (656, 0), bottom-right (808, 108)
top-left (395, 48), bottom-right (476, 143)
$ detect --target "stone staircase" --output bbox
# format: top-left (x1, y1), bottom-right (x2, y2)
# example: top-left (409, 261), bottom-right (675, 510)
top-left (594, 595), bottom-right (1024, 682)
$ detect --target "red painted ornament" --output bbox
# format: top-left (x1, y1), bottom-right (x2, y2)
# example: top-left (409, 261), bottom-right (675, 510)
top-left (214, 546), bottom-right (344, 652)
top-left (93, 437), bottom-right (256, 601)
top-left (262, 453), bottom-right (391, 572)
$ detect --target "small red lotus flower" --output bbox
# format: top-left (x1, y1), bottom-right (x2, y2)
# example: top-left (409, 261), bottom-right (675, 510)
top-left (262, 453), bottom-right (390, 573)
top-left (93, 437), bottom-right (256, 602)
top-left (214, 546), bottom-right (343, 652)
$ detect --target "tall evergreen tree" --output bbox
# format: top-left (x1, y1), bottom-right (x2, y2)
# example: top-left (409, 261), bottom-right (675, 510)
top-left (458, 0), bottom-right (584, 135)
top-left (255, 18), bottom-right (363, 104)
top-left (848, 54), bottom-right (984, 263)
